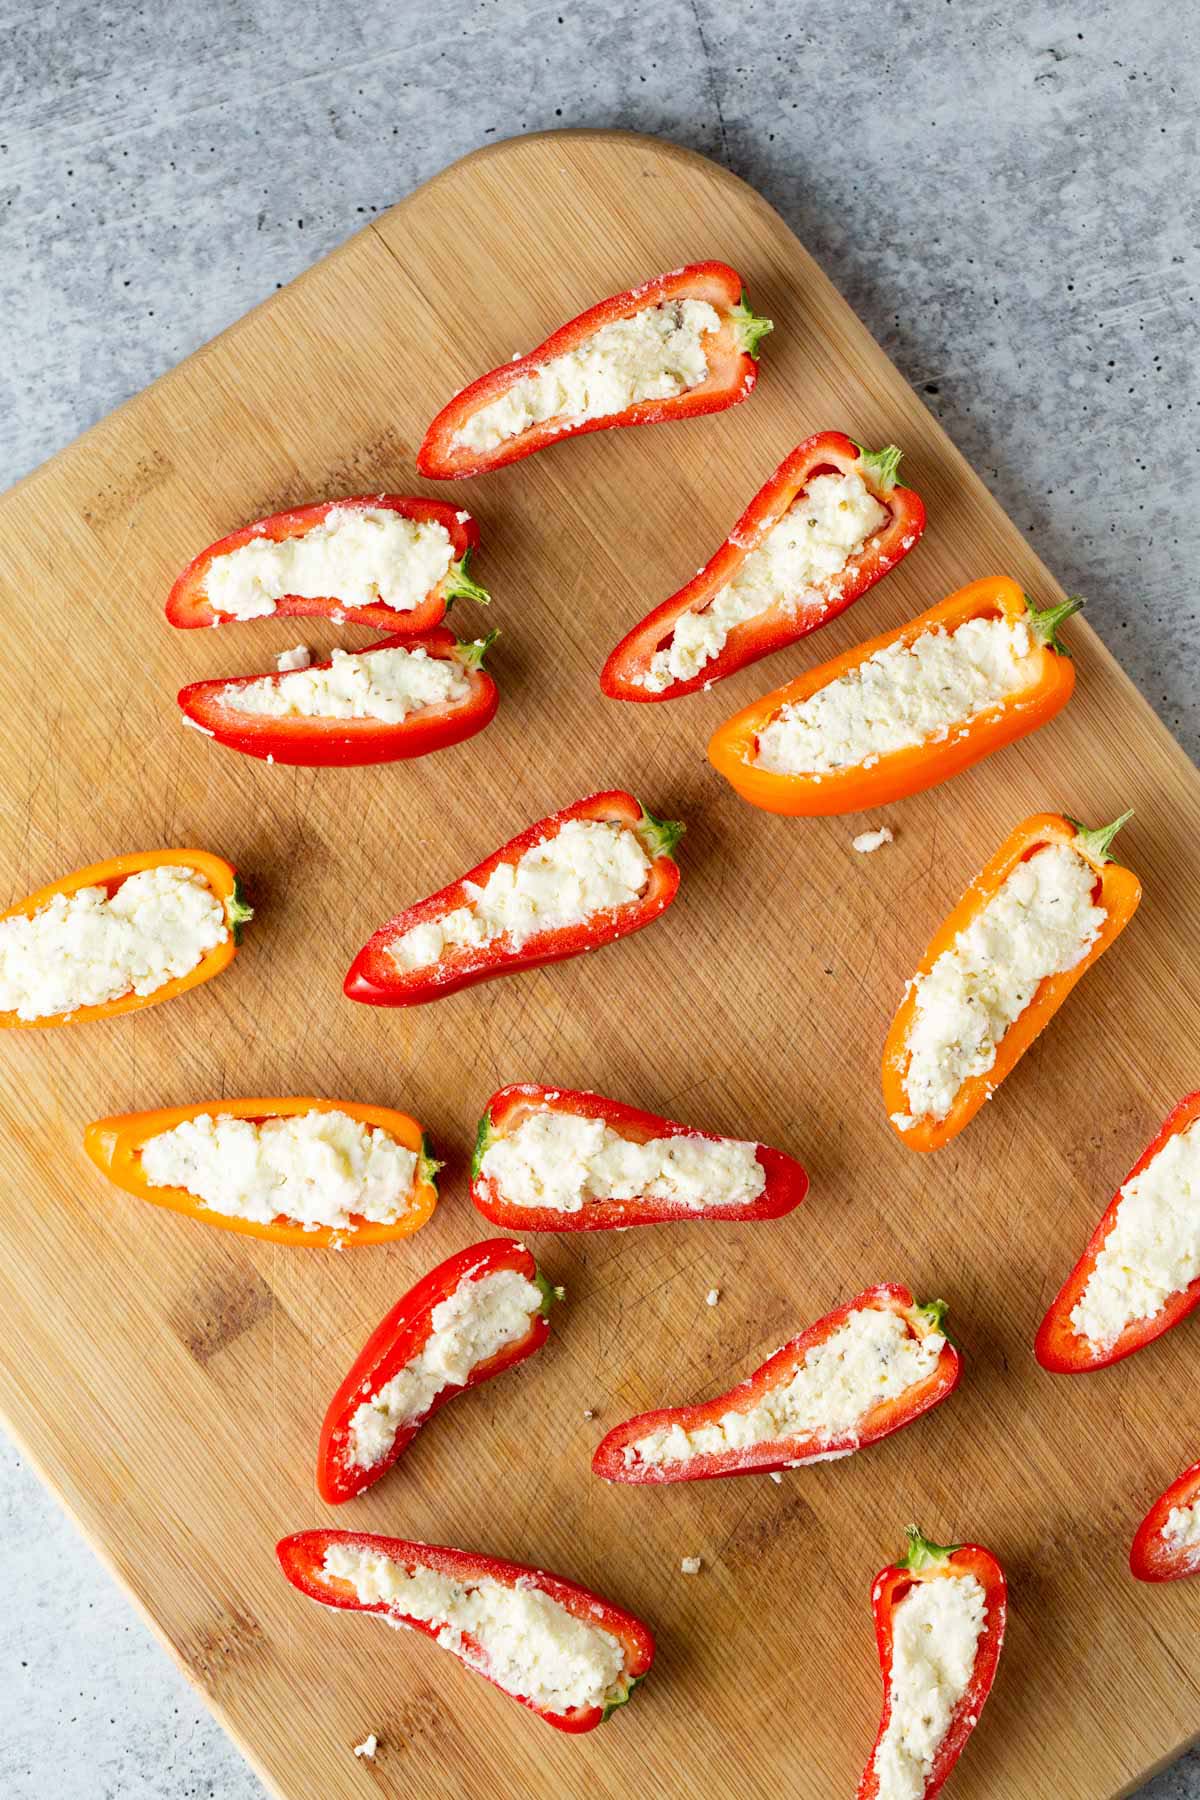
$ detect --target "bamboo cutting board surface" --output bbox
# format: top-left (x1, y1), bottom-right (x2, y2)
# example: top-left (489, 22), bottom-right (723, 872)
top-left (1, 129), bottom-right (1198, 1800)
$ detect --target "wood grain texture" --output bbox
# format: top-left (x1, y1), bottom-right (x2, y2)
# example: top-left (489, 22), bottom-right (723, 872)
top-left (0, 129), bottom-right (1197, 1800)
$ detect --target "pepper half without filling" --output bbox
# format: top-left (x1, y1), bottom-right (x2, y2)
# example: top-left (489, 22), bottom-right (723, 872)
top-left (318, 1237), bottom-right (557, 1502)
top-left (166, 495), bottom-right (488, 631)
top-left (601, 434), bottom-right (925, 702)
top-left (277, 1529), bottom-right (655, 1732)
top-left (593, 1285), bottom-right (957, 1483)
top-left (344, 789), bottom-right (684, 1007)
top-left (82, 1097), bottom-right (439, 1247)
top-left (417, 261), bottom-right (770, 480)
top-left (1036, 1092), bottom-right (1200, 1373)
top-left (707, 578), bottom-right (1081, 815)
top-left (177, 629), bottom-right (499, 767)
top-left (471, 1082), bottom-right (807, 1231)
top-left (857, 1527), bottom-right (1007, 1800)
top-left (0, 849), bottom-right (250, 1030)
top-left (882, 812), bottom-right (1141, 1152)
top-left (1131, 1458), bottom-right (1200, 1582)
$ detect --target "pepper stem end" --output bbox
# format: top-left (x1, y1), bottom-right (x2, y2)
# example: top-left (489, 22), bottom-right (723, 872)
top-left (1025, 593), bottom-right (1085, 655)
top-left (898, 1525), bottom-right (959, 1574)
top-left (730, 293), bottom-right (773, 360)
top-left (443, 550), bottom-right (491, 608)
top-left (225, 882), bottom-right (254, 943)
top-left (470, 1111), bottom-right (494, 1183)
top-left (913, 1298), bottom-right (951, 1339)
top-left (636, 805), bottom-right (686, 862)
top-left (853, 442), bottom-right (904, 494)
top-left (1068, 809), bottom-right (1134, 866)
top-left (456, 629), bottom-right (499, 671)
top-left (418, 1133), bottom-right (444, 1191)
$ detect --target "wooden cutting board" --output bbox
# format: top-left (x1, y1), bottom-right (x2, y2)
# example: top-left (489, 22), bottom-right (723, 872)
top-left (1, 128), bottom-right (1198, 1800)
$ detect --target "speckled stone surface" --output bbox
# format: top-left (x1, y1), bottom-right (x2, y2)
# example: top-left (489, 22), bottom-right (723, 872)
top-left (2, 1), bottom-right (1198, 1794)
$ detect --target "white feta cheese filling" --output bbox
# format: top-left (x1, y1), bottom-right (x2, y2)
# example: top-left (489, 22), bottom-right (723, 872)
top-left (451, 299), bottom-right (721, 454)
top-left (323, 1543), bottom-right (627, 1714)
top-left (754, 616), bottom-right (1033, 776)
top-left (872, 1574), bottom-right (987, 1800)
top-left (1068, 1116), bottom-right (1200, 1352)
top-left (391, 819), bottom-right (650, 972)
top-left (139, 1109), bottom-right (420, 1231)
top-left (0, 866), bottom-right (227, 1022)
top-left (479, 1109), bottom-right (765, 1215)
top-left (347, 1267), bottom-right (543, 1468)
top-left (1162, 1499), bottom-right (1200, 1561)
top-left (224, 645), bottom-right (470, 724)
top-left (902, 843), bottom-right (1105, 1122)
top-left (203, 507), bottom-right (454, 620)
top-left (625, 1305), bottom-right (943, 1468)
top-left (639, 470), bottom-right (887, 693)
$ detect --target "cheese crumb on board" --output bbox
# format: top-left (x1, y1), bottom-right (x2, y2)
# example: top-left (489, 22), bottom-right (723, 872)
top-left (352, 1735), bottom-right (377, 1759)
top-left (872, 1574), bottom-right (986, 1800)
top-left (276, 643), bottom-right (312, 672)
top-left (203, 507), bottom-right (453, 620)
top-left (680, 1556), bottom-right (702, 1575)
top-left (226, 645), bottom-right (470, 723)
top-left (705, 1288), bottom-right (721, 1307)
top-left (852, 828), bottom-right (894, 854)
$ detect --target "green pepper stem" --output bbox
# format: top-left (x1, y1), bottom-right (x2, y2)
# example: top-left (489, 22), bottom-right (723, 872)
top-left (635, 805), bottom-right (686, 861)
top-left (730, 294), bottom-right (773, 360)
top-left (1024, 593), bottom-right (1085, 655)
top-left (224, 883), bottom-right (254, 943)
top-left (470, 1111), bottom-right (494, 1182)
top-left (456, 629), bottom-right (498, 671)
top-left (1068, 809), bottom-right (1134, 866)
top-left (418, 1133), bottom-right (444, 1191)
top-left (898, 1525), bottom-right (959, 1573)
top-left (443, 550), bottom-right (491, 607)
top-left (913, 1298), bottom-right (950, 1337)
top-left (853, 443), bottom-right (904, 494)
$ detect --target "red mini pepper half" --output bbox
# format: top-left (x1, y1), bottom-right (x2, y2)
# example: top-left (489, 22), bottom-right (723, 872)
top-left (344, 789), bottom-right (684, 1007)
top-left (416, 261), bottom-right (771, 479)
top-left (1131, 1459), bottom-right (1200, 1582)
top-left (470, 1082), bottom-right (807, 1232)
top-left (176, 628), bottom-right (499, 767)
top-left (857, 1527), bottom-right (1007, 1800)
top-left (600, 434), bottom-right (925, 702)
top-left (165, 495), bottom-right (488, 631)
top-left (593, 1286), bottom-right (958, 1483)
top-left (318, 1238), bottom-right (557, 1503)
top-left (1036, 1092), bottom-right (1200, 1374)
top-left (277, 1528), bottom-right (655, 1732)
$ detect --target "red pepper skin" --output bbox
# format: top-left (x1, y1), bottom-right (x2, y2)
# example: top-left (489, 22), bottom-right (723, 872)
top-left (1131, 1459), bottom-right (1200, 1582)
top-left (1036, 1092), bottom-right (1200, 1374)
top-left (593, 1286), bottom-right (958, 1483)
top-left (471, 1082), bottom-right (807, 1233)
top-left (317, 1238), bottom-right (555, 1503)
top-left (176, 628), bottom-right (499, 768)
top-left (165, 496), bottom-right (486, 631)
top-left (600, 434), bottom-right (925, 702)
top-left (344, 789), bottom-right (683, 1007)
top-left (857, 1529), bottom-right (1007, 1800)
top-left (416, 262), bottom-right (770, 480)
top-left (276, 1528), bottom-right (655, 1731)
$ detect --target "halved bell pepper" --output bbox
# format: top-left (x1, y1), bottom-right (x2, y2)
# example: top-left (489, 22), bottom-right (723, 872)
top-left (176, 628), bottom-right (499, 767)
top-left (883, 812), bottom-right (1141, 1152)
top-left (277, 1528), bottom-right (655, 1732)
top-left (344, 789), bottom-right (684, 1007)
top-left (82, 1096), bottom-right (438, 1247)
top-left (593, 1285), bottom-right (957, 1483)
top-left (1036, 1092), bottom-right (1200, 1373)
top-left (318, 1237), bottom-right (556, 1502)
top-left (471, 1082), bottom-right (807, 1231)
top-left (707, 578), bottom-right (1082, 815)
top-left (0, 849), bottom-right (250, 1030)
top-left (600, 434), bottom-right (925, 702)
top-left (417, 261), bottom-right (770, 480)
top-left (857, 1527), bottom-right (1007, 1800)
top-left (165, 495), bottom-right (488, 631)
top-left (1131, 1458), bottom-right (1200, 1582)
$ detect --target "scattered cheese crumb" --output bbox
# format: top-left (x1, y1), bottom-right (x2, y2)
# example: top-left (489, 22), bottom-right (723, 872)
top-left (680, 1556), bottom-right (702, 1575)
top-left (769, 1471), bottom-right (783, 1484)
top-left (705, 1288), bottom-right (721, 1307)
top-left (852, 827), bottom-right (894, 854)
top-left (352, 1734), bottom-right (378, 1759)
top-left (276, 643), bottom-right (312, 673)
top-left (582, 1409), bottom-right (595, 1420)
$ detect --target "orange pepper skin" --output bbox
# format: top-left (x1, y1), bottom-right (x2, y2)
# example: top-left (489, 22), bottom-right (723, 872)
top-left (882, 813), bottom-right (1141, 1152)
top-left (707, 578), bottom-right (1079, 817)
top-left (0, 849), bottom-right (248, 1030)
top-left (82, 1097), bottom-right (438, 1247)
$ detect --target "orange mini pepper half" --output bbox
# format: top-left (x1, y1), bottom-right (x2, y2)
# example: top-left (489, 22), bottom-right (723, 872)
top-left (882, 812), bottom-right (1141, 1151)
top-left (0, 849), bottom-right (250, 1030)
top-left (82, 1097), bottom-right (439, 1247)
top-left (707, 578), bottom-right (1083, 817)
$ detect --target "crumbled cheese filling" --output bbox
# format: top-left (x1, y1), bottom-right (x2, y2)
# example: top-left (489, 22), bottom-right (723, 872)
top-left (391, 819), bottom-right (650, 972)
top-left (1069, 1116), bottom-right (1200, 1352)
top-left (478, 1109), bottom-right (765, 1215)
top-left (276, 643), bottom-right (312, 672)
top-left (451, 299), bottom-right (721, 454)
top-left (624, 1305), bottom-right (942, 1468)
top-left (0, 866), bottom-right (227, 1021)
top-left (347, 1267), bottom-right (543, 1468)
top-left (902, 843), bottom-right (1105, 1122)
top-left (323, 1543), bottom-right (627, 1714)
top-left (139, 1109), bottom-right (419, 1231)
top-left (203, 508), bottom-right (454, 620)
top-left (1162, 1499), bottom-right (1200, 1561)
top-left (755, 616), bottom-right (1033, 776)
top-left (638, 470), bottom-right (887, 693)
top-left (224, 645), bottom-right (470, 724)
top-left (872, 1575), bottom-right (987, 1800)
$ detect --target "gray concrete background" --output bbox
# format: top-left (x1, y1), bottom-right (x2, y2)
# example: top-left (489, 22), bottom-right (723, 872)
top-left (1, 0), bottom-right (1197, 1793)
